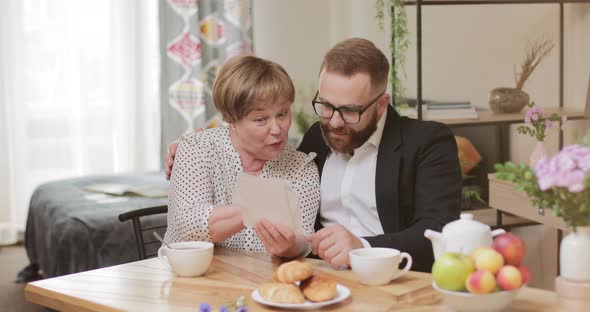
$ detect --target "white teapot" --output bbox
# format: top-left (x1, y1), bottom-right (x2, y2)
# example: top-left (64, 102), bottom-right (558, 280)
top-left (424, 213), bottom-right (505, 260)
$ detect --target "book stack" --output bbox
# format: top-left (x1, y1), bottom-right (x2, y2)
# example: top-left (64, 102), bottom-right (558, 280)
top-left (404, 101), bottom-right (479, 120)
top-left (425, 102), bottom-right (478, 119)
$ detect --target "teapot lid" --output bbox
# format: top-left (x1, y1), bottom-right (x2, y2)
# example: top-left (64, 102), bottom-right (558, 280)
top-left (443, 213), bottom-right (490, 236)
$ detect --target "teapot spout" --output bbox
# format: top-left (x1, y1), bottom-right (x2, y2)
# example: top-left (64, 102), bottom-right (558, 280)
top-left (424, 229), bottom-right (446, 260)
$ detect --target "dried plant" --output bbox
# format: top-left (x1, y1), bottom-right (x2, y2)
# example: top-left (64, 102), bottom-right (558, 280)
top-left (514, 37), bottom-right (555, 90)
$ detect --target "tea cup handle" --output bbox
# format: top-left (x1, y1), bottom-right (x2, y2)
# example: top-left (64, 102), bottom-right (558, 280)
top-left (157, 247), bottom-right (171, 268)
top-left (390, 252), bottom-right (413, 281)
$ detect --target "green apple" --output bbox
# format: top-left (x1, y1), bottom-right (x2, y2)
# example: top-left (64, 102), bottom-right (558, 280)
top-left (432, 252), bottom-right (475, 292)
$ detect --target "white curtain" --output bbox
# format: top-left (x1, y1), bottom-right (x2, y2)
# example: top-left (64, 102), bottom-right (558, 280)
top-left (0, 0), bottom-right (161, 231)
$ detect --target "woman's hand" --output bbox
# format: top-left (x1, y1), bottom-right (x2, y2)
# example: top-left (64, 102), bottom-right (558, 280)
top-left (208, 205), bottom-right (245, 243)
top-left (254, 219), bottom-right (305, 258)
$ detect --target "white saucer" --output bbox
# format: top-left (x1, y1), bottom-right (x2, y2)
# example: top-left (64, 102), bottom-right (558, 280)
top-left (251, 284), bottom-right (350, 310)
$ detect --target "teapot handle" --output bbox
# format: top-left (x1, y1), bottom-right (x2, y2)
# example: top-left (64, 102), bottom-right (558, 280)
top-left (491, 228), bottom-right (506, 237)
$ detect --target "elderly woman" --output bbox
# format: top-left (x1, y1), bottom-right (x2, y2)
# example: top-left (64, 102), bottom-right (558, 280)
top-left (164, 55), bottom-right (320, 258)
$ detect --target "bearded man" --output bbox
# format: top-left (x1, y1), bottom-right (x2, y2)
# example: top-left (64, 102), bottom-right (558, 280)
top-left (298, 38), bottom-right (461, 272)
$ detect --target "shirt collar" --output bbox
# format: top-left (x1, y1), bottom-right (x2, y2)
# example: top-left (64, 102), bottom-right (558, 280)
top-left (362, 108), bottom-right (387, 150)
top-left (330, 108), bottom-right (388, 157)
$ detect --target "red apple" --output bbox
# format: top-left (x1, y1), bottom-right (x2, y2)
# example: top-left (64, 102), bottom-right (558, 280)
top-left (466, 270), bottom-right (496, 294)
top-left (518, 265), bottom-right (531, 285)
top-left (497, 265), bottom-right (523, 291)
top-left (492, 233), bottom-right (525, 266)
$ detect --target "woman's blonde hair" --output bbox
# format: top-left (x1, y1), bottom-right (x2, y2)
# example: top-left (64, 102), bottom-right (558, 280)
top-left (213, 55), bottom-right (295, 123)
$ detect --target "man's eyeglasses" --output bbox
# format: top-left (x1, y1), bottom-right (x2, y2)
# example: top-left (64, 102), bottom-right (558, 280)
top-left (311, 91), bottom-right (384, 124)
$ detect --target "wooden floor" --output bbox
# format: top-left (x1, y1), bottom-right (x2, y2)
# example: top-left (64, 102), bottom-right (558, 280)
top-left (0, 244), bottom-right (45, 312)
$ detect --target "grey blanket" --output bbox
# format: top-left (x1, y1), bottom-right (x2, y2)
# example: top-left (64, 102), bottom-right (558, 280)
top-left (24, 172), bottom-right (168, 278)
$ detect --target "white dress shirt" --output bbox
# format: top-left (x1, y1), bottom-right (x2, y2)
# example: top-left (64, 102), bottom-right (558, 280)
top-left (320, 110), bottom-right (388, 247)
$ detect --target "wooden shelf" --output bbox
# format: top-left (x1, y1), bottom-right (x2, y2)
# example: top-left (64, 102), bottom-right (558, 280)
top-left (404, 0), bottom-right (588, 5)
top-left (470, 208), bottom-right (533, 228)
top-left (488, 174), bottom-right (569, 231)
top-left (425, 108), bottom-right (588, 127)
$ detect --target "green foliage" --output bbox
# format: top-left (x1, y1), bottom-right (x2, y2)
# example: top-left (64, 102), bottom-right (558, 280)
top-left (375, 0), bottom-right (409, 107)
top-left (462, 188), bottom-right (485, 204)
top-left (291, 80), bottom-right (318, 137)
top-left (494, 162), bottom-right (590, 229)
top-left (294, 105), bottom-right (318, 136)
top-left (575, 129), bottom-right (590, 147)
top-left (460, 159), bottom-right (485, 208)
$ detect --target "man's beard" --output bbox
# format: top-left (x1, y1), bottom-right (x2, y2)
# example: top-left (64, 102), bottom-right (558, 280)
top-left (320, 112), bottom-right (378, 155)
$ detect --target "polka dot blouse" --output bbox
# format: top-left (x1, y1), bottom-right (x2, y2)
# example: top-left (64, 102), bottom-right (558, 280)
top-left (163, 125), bottom-right (320, 254)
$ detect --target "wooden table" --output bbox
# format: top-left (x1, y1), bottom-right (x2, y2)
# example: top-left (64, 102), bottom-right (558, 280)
top-left (26, 248), bottom-right (561, 311)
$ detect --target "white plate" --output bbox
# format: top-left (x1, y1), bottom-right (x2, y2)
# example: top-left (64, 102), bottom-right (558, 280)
top-left (251, 284), bottom-right (350, 310)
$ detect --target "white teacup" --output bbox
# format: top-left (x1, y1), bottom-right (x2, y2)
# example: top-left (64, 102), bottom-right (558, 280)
top-left (349, 247), bottom-right (413, 286)
top-left (157, 241), bottom-right (214, 277)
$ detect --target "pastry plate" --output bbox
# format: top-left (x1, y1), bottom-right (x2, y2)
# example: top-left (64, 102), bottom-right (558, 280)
top-left (251, 284), bottom-right (351, 310)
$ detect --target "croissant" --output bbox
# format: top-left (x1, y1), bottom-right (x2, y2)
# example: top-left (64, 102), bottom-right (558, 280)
top-left (258, 283), bottom-right (305, 304)
top-left (300, 275), bottom-right (338, 302)
top-left (273, 260), bottom-right (314, 284)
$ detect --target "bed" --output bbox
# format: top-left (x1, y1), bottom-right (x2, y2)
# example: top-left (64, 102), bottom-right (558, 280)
top-left (22, 171), bottom-right (168, 279)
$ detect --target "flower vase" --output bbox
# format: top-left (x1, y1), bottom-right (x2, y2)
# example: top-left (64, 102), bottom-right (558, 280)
top-left (528, 141), bottom-right (547, 167)
top-left (560, 226), bottom-right (590, 282)
top-left (489, 87), bottom-right (529, 113)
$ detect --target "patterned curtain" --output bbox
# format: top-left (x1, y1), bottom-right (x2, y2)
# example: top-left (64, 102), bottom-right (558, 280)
top-left (159, 0), bottom-right (253, 160)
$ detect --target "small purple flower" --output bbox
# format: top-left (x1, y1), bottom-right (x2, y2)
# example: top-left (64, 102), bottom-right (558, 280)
top-left (524, 106), bottom-right (545, 125)
top-left (545, 119), bottom-right (553, 129)
top-left (219, 305), bottom-right (229, 312)
top-left (199, 303), bottom-right (211, 312)
top-left (524, 114), bottom-right (532, 124)
top-left (237, 307), bottom-right (248, 312)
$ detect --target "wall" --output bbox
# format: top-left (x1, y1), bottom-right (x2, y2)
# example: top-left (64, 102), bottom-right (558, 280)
top-left (253, 0), bottom-right (395, 86)
top-left (254, 2), bottom-right (589, 142)
top-left (0, 85), bottom-right (10, 223)
top-left (253, 0), bottom-right (590, 290)
top-left (0, 2), bottom-right (14, 224)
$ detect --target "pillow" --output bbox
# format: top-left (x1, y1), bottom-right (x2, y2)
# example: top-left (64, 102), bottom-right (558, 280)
top-left (455, 136), bottom-right (482, 176)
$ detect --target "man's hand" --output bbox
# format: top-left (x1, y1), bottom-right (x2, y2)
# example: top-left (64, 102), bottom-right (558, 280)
top-left (254, 219), bottom-right (300, 258)
top-left (208, 205), bottom-right (245, 243)
top-left (165, 142), bottom-right (178, 180)
top-left (306, 224), bottom-right (363, 268)
top-left (165, 128), bottom-right (203, 180)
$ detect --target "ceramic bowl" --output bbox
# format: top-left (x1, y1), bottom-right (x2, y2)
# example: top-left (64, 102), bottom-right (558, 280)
top-left (433, 282), bottom-right (521, 312)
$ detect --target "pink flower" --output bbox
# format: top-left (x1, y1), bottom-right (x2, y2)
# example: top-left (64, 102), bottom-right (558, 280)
top-left (534, 144), bottom-right (590, 193)
top-left (559, 170), bottom-right (586, 193)
top-left (545, 119), bottom-right (553, 129)
top-left (524, 106), bottom-right (545, 124)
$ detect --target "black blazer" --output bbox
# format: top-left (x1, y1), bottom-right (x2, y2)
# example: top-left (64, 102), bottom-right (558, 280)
top-left (298, 105), bottom-right (462, 272)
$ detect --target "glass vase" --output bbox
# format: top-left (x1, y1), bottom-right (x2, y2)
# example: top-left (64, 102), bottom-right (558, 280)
top-left (529, 141), bottom-right (547, 167)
